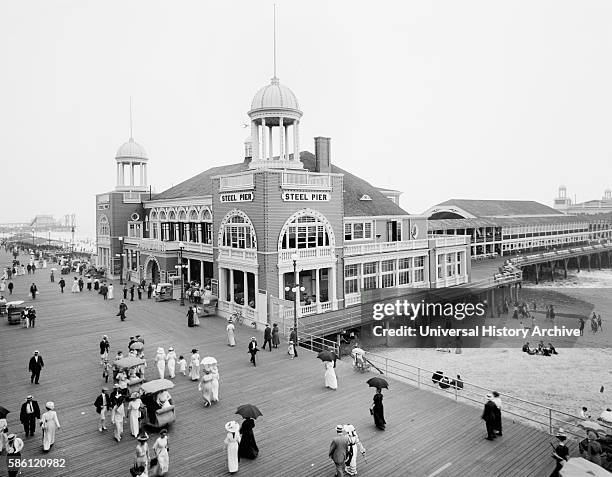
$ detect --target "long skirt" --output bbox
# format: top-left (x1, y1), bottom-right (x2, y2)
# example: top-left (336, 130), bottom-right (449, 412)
top-left (373, 405), bottom-right (386, 430)
top-left (227, 330), bottom-right (236, 346)
top-left (157, 447), bottom-right (169, 473)
top-left (114, 418), bottom-right (123, 441)
top-left (42, 426), bottom-right (56, 451)
top-left (324, 365), bottom-right (338, 390)
top-left (156, 360), bottom-right (165, 379)
top-left (167, 359), bottom-right (176, 378)
top-left (211, 376), bottom-right (219, 402)
top-left (227, 441), bottom-right (239, 473)
top-left (201, 380), bottom-right (214, 406)
top-left (189, 363), bottom-right (200, 381)
top-left (129, 410), bottom-right (139, 437)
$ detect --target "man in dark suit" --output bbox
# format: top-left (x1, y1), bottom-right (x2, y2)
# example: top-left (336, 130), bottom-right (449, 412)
top-left (247, 337), bottom-right (258, 366)
top-left (263, 324), bottom-right (272, 351)
top-left (19, 395), bottom-right (40, 436)
top-left (94, 387), bottom-right (111, 432)
top-left (28, 350), bottom-right (44, 384)
top-left (99, 335), bottom-right (110, 356)
top-left (329, 425), bottom-right (349, 477)
top-left (482, 393), bottom-right (497, 440)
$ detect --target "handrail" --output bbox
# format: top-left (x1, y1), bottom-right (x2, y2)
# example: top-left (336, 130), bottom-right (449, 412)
top-left (284, 329), bottom-right (340, 356)
top-left (363, 350), bottom-right (608, 438)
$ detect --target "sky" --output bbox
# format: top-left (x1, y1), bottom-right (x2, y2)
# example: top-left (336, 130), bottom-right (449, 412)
top-left (2, 0), bottom-right (612, 237)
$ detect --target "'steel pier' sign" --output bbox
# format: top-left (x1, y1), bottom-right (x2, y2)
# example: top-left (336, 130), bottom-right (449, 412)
top-left (282, 191), bottom-right (330, 202)
top-left (220, 192), bottom-right (254, 203)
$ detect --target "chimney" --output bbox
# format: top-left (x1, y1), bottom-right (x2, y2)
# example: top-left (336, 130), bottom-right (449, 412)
top-left (244, 138), bottom-right (252, 164)
top-left (314, 137), bottom-right (331, 173)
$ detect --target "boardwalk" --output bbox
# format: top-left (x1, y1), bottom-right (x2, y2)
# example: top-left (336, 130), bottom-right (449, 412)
top-left (0, 252), bottom-right (568, 477)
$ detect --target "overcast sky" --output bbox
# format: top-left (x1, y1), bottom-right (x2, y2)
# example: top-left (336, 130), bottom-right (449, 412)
top-left (2, 1), bottom-right (612, 237)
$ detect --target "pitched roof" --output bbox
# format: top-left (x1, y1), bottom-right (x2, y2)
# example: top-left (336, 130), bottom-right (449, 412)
top-left (428, 214), bottom-right (588, 231)
top-left (150, 152), bottom-right (409, 217)
top-left (434, 199), bottom-right (562, 218)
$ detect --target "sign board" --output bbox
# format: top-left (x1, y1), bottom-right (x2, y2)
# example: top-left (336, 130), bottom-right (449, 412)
top-left (282, 191), bottom-right (330, 202)
top-left (220, 192), bottom-right (254, 203)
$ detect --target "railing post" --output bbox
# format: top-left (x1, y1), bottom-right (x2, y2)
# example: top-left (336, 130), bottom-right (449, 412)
top-left (549, 409), bottom-right (553, 434)
top-left (454, 382), bottom-right (458, 402)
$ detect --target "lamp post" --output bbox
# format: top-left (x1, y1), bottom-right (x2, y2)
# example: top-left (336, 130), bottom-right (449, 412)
top-left (116, 236), bottom-right (125, 285)
top-left (284, 253), bottom-right (304, 344)
top-left (177, 241), bottom-right (186, 306)
top-left (31, 228), bottom-right (35, 249)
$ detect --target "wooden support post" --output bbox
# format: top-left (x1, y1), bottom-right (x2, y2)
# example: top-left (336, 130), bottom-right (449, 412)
top-left (491, 288), bottom-right (496, 317)
top-left (576, 256), bottom-right (581, 273)
top-left (535, 264), bottom-right (539, 285)
top-left (550, 261), bottom-right (555, 281)
top-left (587, 255), bottom-right (591, 272)
top-left (563, 259), bottom-right (568, 279)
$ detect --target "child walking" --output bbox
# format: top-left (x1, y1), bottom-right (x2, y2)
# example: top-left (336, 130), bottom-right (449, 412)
top-left (178, 355), bottom-right (187, 376)
top-left (288, 340), bottom-right (295, 359)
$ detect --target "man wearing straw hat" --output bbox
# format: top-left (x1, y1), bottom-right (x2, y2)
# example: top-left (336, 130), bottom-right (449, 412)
top-left (6, 433), bottom-right (24, 477)
top-left (19, 395), bottom-right (40, 437)
top-left (329, 424), bottom-right (349, 477)
top-left (94, 387), bottom-right (111, 432)
top-left (481, 393), bottom-right (497, 441)
top-left (550, 428), bottom-right (569, 477)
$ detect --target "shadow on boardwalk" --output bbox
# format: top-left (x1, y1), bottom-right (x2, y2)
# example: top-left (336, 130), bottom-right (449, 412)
top-left (0, 252), bottom-right (561, 477)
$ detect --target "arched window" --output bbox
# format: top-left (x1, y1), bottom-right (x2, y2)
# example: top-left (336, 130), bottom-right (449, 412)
top-left (158, 210), bottom-right (167, 221)
top-left (149, 211), bottom-right (157, 222)
top-left (98, 215), bottom-right (110, 236)
top-left (219, 211), bottom-right (257, 249)
top-left (178, 210), bottom-right (187, 222)
top-left (189, 209), bottom-right (198, 222)
top-left (202, 209), bottom-right (212, 222)
top-left (279, 210), bottom-right (333, 250)
top-left (168, 210), bottom-right (176, 221)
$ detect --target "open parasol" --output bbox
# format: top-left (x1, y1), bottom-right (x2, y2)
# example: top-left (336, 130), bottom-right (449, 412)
top-left (351, 347), bottom-right (365, 356)
top-left (50, 268), bottom-right (57, 271)
top-left (140, 379), bottom-right (174, 394)
top-left (236, 404), bottom-right (263, 419)
top-left (317, 350), bottom-right (335, 362)
top-left (129, 341), bottom-right (144, 351)
top-left (114, 356), bottom-right (145, 369)
top-left (0, 406), bottom-right (10, 419)
top-left (366, 377), bottom-right (389, 389)
top-left (599, 409), bottom-right (612, 424)
top-left (559, 457), bottom-right (612, 476)
top-left (200, 356), bottom-right (217, 366)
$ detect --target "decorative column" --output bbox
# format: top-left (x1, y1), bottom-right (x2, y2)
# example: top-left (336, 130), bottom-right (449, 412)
top-left (293, 120), bottom-right (300, 161)
top-left (197, 224), bottom-right (202, 243)
top-left (261, 119), bottom-right (267, 162)
top-left (284, 124), bottom-right (289, 161)
top-left (200, 260), bottom-right (204, 287)
top-left (253, 273), bottom-right (258, 309)
top-left (139, 164), bottom-right (144, 186)
top-left (279, 117), bottom-right (284, 161)
top-left (229, 270), bottom-right (235, 303)
top-left (244, 271), bottom-right (249, 307)
top-left (330, 265), bottom-right (338, 310)
top-left (269, 124), bottom-right (274, 160)
top-left (143, 164), bottom-right (147, 187)
top-left (251, 120), bottom-right (260, 160)
top-left (116, 163), bottom-right (121, 186)
top-left (129, 162), bottom-right (134, 186)
top-left (315, 268), bottom-right (321, 313)
top-left (119, 164), bottom-right (125, 186)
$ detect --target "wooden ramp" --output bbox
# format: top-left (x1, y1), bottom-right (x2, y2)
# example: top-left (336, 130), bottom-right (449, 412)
top-left (0, 251), bottom-right (570, 477)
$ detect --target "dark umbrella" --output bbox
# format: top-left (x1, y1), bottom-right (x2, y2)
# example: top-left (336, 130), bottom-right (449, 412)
top-left (0, 406), bottom-right (9, 418)
top-left (236, 404), bottom-right (263, 420)
top-left (317, 350), bottom-right (335, 362)
top-left (367, 377), bottom-right (389, 389)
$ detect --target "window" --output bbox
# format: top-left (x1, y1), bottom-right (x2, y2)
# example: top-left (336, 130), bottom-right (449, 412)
top-left (414, 256), bottom-right (425, 283)
top-left (387, 220), bottom-right (402, 242)
top-left (446, 253), bottom-right (457, 278)
top-left (221, 214), bottom-right (256, 249)
top-left (363, 261), bottom-right (377, 290)
top-left (282, 215), bottom-right (330, 249)
top-left (98, 215), bottom-right (110, 236)
top-left (437, 254), bottom-right (445, 279)
top-left (344, 221), bottom-right (373, 241)
top-left (344, 264), bottom-right (359, 295)
top-left (381, 259), bottom-right (395, 288)
top-left (398, 257), bottom-right (412, 285)
top-left (128, 222), bottom-right (142, 238)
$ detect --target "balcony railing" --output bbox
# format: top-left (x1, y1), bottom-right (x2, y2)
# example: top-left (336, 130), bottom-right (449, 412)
top-left (278, 247), bottom-right (334, 263)
top-left (218, 247), bottom-right (257, 262)
top-left (282, 301), bottom-right (333, 318)
top-left (344, 239), bottom-right (429, 256)
top-left (124, 238), bottom-right (213, 254)
top-left (433, 236), bottom-right (470, 247)
top-left (345, 294), bottom-right (361, 306)
top-left (219, 173), bottom-right (254, 191)
top-left (281, 171), bottom-right (331, 189)
top-left (182, 242), bottom-right (213, 254)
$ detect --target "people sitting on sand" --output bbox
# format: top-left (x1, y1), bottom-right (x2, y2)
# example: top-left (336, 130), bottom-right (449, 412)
top-left (522, 342), bottom-right (536, 355)
top-left (580, 406), bottom-right (592, 420)
top-left (431, 371), bottom-right (463, 390)
top-left (598, 408), bottom-right (612, 424)
top-left (432, 370), bottom-right (443, 385)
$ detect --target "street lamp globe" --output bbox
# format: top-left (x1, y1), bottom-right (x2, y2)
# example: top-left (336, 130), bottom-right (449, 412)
top-left (291, 252), bottom-right (298, 262)
top-left (178, 241), bottom-right (185, 249)
top-left (284, 286), bottom-right (290, 292)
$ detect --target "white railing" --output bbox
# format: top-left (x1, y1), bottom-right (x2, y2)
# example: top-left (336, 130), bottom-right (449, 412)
top-left (432, 236), bottom-right (470, 247)
top-left (282, 301), bottom-right (333, 318)
top-left (218, 247), bottom-right (257, 262)
top-left (281, 171), bottom-right (331, 189)
top-left (433, 274), bottom-right (469, 288)
top-left (301, 304), bottom-right (317, 316)
top-left (320, 302), bottom-right (332, 312)
top-left (219, 173), bottom-right (254, 191)
top-left (124, 238), bottom-right (179, 252)
top-left (344, 239), bottom-right (429, 256)
top-left (345, 294), bottom-right (361, 306)
top-left (278, 247), bottom-right (333, 262)
top-left (123, 191), bottom-right (144, 203)
top-left (182, 242), bottom-right (213, 254)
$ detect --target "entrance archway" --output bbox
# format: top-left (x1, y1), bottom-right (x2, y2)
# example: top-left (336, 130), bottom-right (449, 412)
top-left (144, 256), bottom-right (161, 284)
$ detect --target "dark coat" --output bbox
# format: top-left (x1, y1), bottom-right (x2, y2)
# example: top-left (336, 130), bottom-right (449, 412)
top-left (482, 400), bottom-right (497, 422)
top-left (263, 327), bottom-right (272, 340)
top-left (28, 355), bottom-right (44, 373)
top-left (99, 339), bottom-right (109, 355)
top-left (248, 341), bottom-right (258, 354)
top-left (238, 418), bottom-right (259, 459)
top-left (329, 435), bottom-right (349, 464)
top-left (20, 400), bottom-right (41, 423)
top-left (94, 393), bottom-right (111, 414)
top-left (289, 330), bottom-right (298, 343)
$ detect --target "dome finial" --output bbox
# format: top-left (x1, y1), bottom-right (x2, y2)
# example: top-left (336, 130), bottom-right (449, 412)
top-left (129, 96), bottom-right (133, 140)
top-left (273, 4), bottom-right (277, 79)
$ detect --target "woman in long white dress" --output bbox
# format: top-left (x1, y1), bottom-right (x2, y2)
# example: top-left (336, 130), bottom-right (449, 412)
top-left (166, 347), bottom-right (177, 378)
top-left (226, 320), bottom-right (236, 346)
top-left (199, 368), bottom-right (214, 407)
top-left (128, 393), bottom-right (142, 437)
top-left (224, 421), bottom-right (241, 474)
top-left (0, 416), bottom-right (8, 452)
top-left (152, 429), bottom-right (169, 476)
top-left (111, 396), bottom-right (125, 442)
top-left (211, 364), bottom-right (220, 403)
top-left (71, 278), bottom-right (79, 293)
top-left (108, 284), bottom-right (114, 300)
top-left (188, 349), bottom-right (200, 381)
top-left (154, 348), bottom-right (166, 380)
top-left (40, 402), bottom-right (60, 452)
top-left (344, 424), bottom-right (366, 476)
top-left (324, 361), bottom-right (338, 390)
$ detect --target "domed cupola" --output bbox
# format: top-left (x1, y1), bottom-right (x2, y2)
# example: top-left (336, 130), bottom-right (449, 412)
top-left (115, 137), bottom-right (149, 192)
top-left (247, 76), bottom-right (303, 170)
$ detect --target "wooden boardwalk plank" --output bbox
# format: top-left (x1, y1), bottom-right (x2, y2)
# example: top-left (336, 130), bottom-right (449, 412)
top-left (0, 251), bottom-right (566, 477)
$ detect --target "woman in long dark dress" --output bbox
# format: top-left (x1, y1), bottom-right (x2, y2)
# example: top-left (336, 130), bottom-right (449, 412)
top-left (238, 417), bottom-right (259, 459)
top-left (372, 388), bottom-right (386, 430)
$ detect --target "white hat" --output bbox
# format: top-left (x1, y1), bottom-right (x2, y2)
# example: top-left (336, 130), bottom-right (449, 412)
top-left (486, 393), bottom-right (493, 400)
top-left (46, 402), bottom-right (54, 410)
top-left (168, 347), bottom-right (174, 351)
top-left (556, 428), bottom-right (567, 438)
top-left (157, 347), bottom-right (164, 354)
top-left (225, 421), bottom-right (240, 433)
